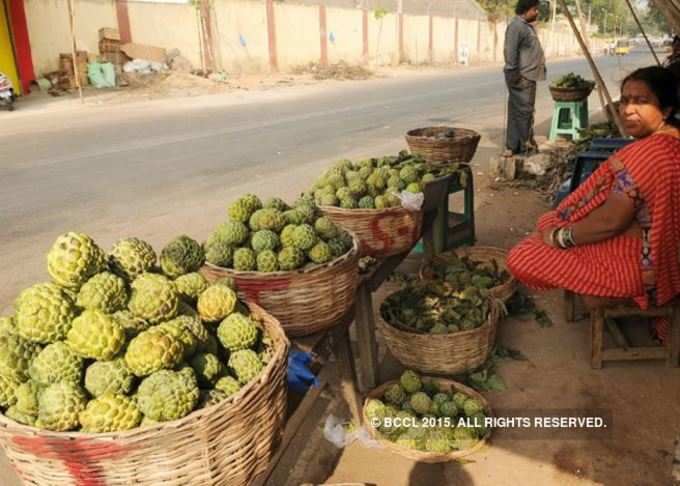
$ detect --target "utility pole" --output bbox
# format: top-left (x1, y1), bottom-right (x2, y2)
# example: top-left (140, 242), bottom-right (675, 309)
top-left (550, 0), bottom-right (557, 56)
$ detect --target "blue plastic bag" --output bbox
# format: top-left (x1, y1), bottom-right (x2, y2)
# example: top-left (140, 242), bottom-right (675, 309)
top-left (287, 351), bottom-right (320, 394)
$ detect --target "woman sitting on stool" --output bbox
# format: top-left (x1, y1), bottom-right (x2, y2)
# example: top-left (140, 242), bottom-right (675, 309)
top-left (507, 66), bottom-right (680, 343)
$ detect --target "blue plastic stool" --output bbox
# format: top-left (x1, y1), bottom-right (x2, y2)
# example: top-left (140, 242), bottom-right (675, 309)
top-left (549, 100), bottom-right (589, 141)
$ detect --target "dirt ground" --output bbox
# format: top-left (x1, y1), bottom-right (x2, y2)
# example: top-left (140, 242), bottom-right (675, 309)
top-left (270, 145), bottom-right (680, 486)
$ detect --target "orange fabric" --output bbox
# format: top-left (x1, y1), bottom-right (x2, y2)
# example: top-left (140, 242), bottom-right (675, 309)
top-left (508, 134), bottom-right (680, 338)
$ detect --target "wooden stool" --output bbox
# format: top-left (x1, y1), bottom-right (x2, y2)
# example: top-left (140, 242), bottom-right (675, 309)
top-left (591, 300), bottom-right (680, 369)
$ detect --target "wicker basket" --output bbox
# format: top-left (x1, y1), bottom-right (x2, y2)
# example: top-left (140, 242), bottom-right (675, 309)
top-left (378, 295), bottom-right (502, 375)
top-left (319, 206), bottom-right (423, 258)
top-left (0, 303), bottom-right (289, 486)
top-left (405, 127), bottom-right (481, 164)
top-left (419, 246), bottom-right (517, 303)
top-left (549, 83), bottom-right (595, 102)
top-left (201, 238), bottom-right (359, 337)
top-left (364, 378), bottom-right (492, 463)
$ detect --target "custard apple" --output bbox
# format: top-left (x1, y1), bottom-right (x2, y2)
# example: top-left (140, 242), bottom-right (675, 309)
top-left (358, 196), bottom-right (375, 209)
top-left (0, 335), bottom-right (42, 382)
top-left (410, 392), bottom-right (432, 415)
top-left (47, 232), bottom-right (107, 290)
top-left (160, 236), bottom-right (205, 278)
top-left (422, 173), bottom-right (436, 184)
top-left (241, 194), bottom-right (263, 213)
top-left (136, 367), bottom-right (200, 422)
top-left (228, 349), bottom-right (263, 385)
top-left (14, 283), bottom-right (76, 344)
top-left (264, 197), bottom-right (288, 212)
top-left (167, 315), bottom-right (209, 350)
top-left (112, 310), bottom-right (151, 337)
top-left (452, 426), bottom-right (477, 450)
top-left (278, 247), bottom-right (305, 271)
top-left (85, 359), bottom-right (136, 397)
top-left (76, 272), bottom-right (128, 313)
top-left (348, 179), bottom-right (367, 197)
top-left (256, 250), bottom-right (280, 272)
top-left (251, 230), bottom-right (280, 253)
top-left (157, 320), bottom-right (197, 359)
top-left (400, 370), bottom-right (422, 393)
top-left (197, 284), bottom-right (237, 322)
top-left (228, 197), bottom-right (259, 223)
top-left (29, 342), bottom-right (83, 386)
top-left (14, 381), bottom-right (42, 416)
top-left (214, 376), bottom-right (241, 397)
top-left (291, 225), bottom-right (317, 251)
top-left (109, 238), bottom-right (156, 281)
top-left (440, 401), bottom-right (458, 418)
top-left (406, 182), bottom-right (422, 193)
top-left (5, 406), bottom-right (36, 426)
top-left (308, 242), bottom-right (333, 264)
top-left (254, 209), bottom-right (286, 233)
top-left (365, 399), bottom-right (388, 421)
top-left (336, 187), bottom-right (352, 201)
top-left (79, 393), bottom-right (142, 433)
top-left (174, 272), bottom-right (209, 302)
top-left (463, 398), bottom-right (483, 417)
top-left (212, 221), bottom-right (249, 246)
top-left (280, 225), bottom-right (298, 248)
top-left (0, 315), bottom-right (15, 338)
top-left (399, 166), bottom-right (419, 183)
top-left (233, 248), bottom-right (257, 271)
top-left (124, 327), bottom-right (184, 376)
top-left (452, 392), bottom-right (468, 410)
top-left (374, 195), bottom-right (387, 209)
top-left (66, 310), bottom-right (126, 361)
top-left (198, 389), bottom-right (228, 408)
top-left (314, 217), bottom-right (338, 240)
top-left (128, 273), bottom-right (179, 324)
top-left (0, 374), bottom-right (21, 408)
top-left (340, 197), bottom-right (358, 209)
top-left (204, 240), bottom-right (234, 267)
top-left (425, 428), bottom-right (454, 453)
top-left (217, 313), bottom-right (258, 352)
top-left (327, 239), bottom-right (348, 258)
top-left (190, 353), bottom-right (225, 387)
top-left (294, 203), bottom-right (317, 224)
top-left (283, 209), bottom-right (307, 225)
top-left (37, 382), bottom-right (87, 431)
top-left (384, 383), bottom-right (406, 406)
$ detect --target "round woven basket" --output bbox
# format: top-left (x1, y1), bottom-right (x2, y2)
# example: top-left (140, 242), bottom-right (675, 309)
top-left (405, 127), bottom-right (481, 164)
top-left (378, 295), bottom-right (501, 375)
top-left (201, 237), bottom-right (359, 337)
top-left (549, 83), bottom-right (595, 102)
top-left (364, 378), bottom-right (492, 463)
top-left (419, 246), bottom-right (517, 303)
top-left (0, 302), bottom-right (290, 486)
top-left (318, 206), bottom-right (423, 258)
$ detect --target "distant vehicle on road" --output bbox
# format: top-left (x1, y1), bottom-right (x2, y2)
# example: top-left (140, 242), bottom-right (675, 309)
top-left (614, 39), bottom-right (630, 56)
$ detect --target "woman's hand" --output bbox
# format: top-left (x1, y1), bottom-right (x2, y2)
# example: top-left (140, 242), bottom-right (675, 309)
top-left (540, 227), bottom-right (557, 247)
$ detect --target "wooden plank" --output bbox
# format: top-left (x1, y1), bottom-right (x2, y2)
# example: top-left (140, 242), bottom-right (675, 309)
top-left (605, 318), bottom-right (629, 350)
top-left (669, 305), bottom-right (680, 368)
top-left (330, 323), bottom-right (363, 425)
top-left (604, 306), bottom-right (673, 319)
top-left (354, 284), bottom-right (379, 392)
top-left (591, 310), bottom-right (604, 369)
top-left (601, 347), bottom-right (667, 361)
top-left (564, 290), bottom-right (577, 322)
top-left (251, 366), bottom-right (333, 486)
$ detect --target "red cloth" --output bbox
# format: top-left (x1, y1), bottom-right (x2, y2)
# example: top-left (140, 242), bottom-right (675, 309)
top-left (7, 0), bottom-right (35, 94)
top-left (508, 134), bottom-right (680, 338)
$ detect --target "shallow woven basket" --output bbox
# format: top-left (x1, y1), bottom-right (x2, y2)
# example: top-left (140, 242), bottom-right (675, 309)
top-left (419, 246), bottom-right (517, 303)
top-left (405, 127), bottom-right (481, 164)
top-left (378, 295), bottom-right (502, 375)
top-left (318, 206), bottom-right (423, 258)
top-left (201, 237), bottom-right (359, 337)
top-left (364, 378), bottom-right (492, 463)
top-left (0, 302), bottom-right (290, 486)
top-left (549, 83), bottom-right (595, 102)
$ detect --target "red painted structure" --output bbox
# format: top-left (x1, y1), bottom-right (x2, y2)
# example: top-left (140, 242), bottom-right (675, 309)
top-left (319, 4), bottom-right (328, 67)
top-left (266, 0), bottom-right (278, 72)
top-left (362, 8), bottom-right (368, 64)
top-left (7, 0), bottom-right (35, 93)
top-left (115, 0), bottom-right (132, 43)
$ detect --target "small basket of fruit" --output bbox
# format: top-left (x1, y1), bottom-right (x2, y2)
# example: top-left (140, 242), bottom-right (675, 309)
top-left (378, 281), bottom-right (502, 375)
top-left (549, 73), bottom-right (596, 102)
top-left (200, 194), bottom-right (359, 337)
top-left (405, 126), bottom-right (481, 164)
top-left (363, 370), bottom-right (492, 463)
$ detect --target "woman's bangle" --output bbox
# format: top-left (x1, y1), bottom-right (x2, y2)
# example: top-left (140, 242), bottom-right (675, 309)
top-left (549, 228), bottom-right (559, 247)
top-left (555, 227), bottom-right (576, 249)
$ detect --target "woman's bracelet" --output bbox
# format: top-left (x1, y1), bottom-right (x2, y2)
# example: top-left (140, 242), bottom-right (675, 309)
top-left (555, 227), bottom-right (576, 249)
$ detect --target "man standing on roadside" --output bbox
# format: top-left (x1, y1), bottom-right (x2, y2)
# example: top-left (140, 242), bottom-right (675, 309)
top-left (504, 0), bottom-right (546, 155)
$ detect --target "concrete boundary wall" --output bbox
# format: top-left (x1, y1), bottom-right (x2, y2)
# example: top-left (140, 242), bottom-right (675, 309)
top-left (25, 0), bottom-right (598, 76)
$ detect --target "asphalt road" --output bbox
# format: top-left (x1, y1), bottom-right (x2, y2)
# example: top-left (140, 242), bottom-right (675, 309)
top-left (0, 50), bottom-right (658, 306)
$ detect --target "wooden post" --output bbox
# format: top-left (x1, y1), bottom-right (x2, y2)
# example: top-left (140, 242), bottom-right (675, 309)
top-left (477, 19), bottom-right (481, 62)
top-left (198, 0), bottom-right (216, 73)
top-left (66, 0), bottom-right (83, 103)
top-left (319, 3), bottom-right (328, 67)
top-left (330, 323), bottom-right (363, 425)
top-left (354, 285), bottom-right (379, 391)
top-left (623, 0), bottom-right (660, 65)
top-left (362, 6), bottom-right (369, 65)
top-left (115, 0), bottom-right (132, 43)
top-left (265, 0), bottom-right (278, 72)
top-left (453, 17), bottom-right (458, 63)
top-left (394, 0), bottom-right (403, 66)
top-left (591, 309), bottom-right (604, 369)
top-left (558, 0), bottom-right (625, 136)
top-left (428, 15), bottom-right (433, 64)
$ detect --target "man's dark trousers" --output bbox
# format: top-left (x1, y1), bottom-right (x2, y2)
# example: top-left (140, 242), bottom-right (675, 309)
top-left (505, 72), bottom-right (536, 154)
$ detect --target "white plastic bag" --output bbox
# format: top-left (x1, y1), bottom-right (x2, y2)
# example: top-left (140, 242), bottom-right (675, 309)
top-left (398, 190), bottom-right (425, 211)
top-left (322, 415), bottom-right (380, 449)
